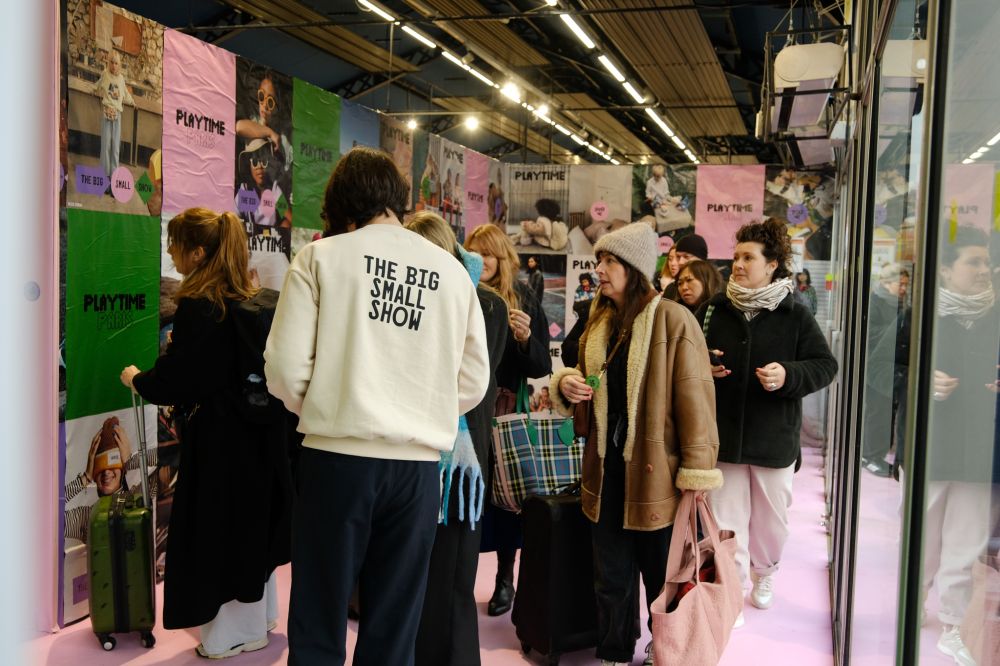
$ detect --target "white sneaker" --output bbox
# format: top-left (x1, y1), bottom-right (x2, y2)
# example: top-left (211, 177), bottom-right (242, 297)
top-left (750, 573), bottom-right (774, 609)
top-left (600, 661), bottom-right (629, 666)
top-left (733, 611), bottom-right (745, 628)
top-left (195, 636), bottom-right (268, 659)
top-left (643, 640), bottom-right (655, 665)
top-left (937, 625), bottom-right (976, 666)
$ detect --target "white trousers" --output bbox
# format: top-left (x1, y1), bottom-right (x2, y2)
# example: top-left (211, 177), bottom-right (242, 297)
top-left (199, 571), bottom-right (278, 654)
top-left (710, 462), bottom-right (795, 589)
top-left (923, 480), bottom-right (992, 626)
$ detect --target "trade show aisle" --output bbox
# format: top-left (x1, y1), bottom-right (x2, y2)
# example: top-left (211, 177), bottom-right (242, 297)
top-left (30, 448), bottom-right (833, 665)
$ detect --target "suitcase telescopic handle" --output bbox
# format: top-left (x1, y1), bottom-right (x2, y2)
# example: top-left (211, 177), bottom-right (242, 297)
top-left (129, 389), bottom-right (152, 509)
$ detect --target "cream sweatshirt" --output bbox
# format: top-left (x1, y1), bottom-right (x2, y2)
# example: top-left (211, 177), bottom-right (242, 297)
top-left (264, 223), bottom-right (489, 461)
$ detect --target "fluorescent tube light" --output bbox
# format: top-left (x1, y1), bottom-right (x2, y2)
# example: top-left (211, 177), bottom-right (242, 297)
top-left (560, 15), bottom-right (595, 49)
top-left (610, 158), bottom-right (621, 165)
top-left (359, 0), bottom-right (396, 22)
top-left (988, 131), bottom-right (1000, 147)
top-left (672, 135), bottom-right (686, 150)
top-left (402, 26), bottom-right (436, 49)
top-left (442, 51), bottom-right (470, 70)
top-left (571, 134), bottom-right (586, 145)
top-left (468, 68), bottom-right (495, 87)
top-left (623, 81), bottom-right (645, 104)
top-left (598, 55), bottom-right (626, 82)
top-left (554, 124), bottom-right (572, 136)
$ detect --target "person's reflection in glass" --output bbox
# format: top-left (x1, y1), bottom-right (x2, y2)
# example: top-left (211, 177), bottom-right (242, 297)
top-left (924, 226), bottom-right (998, 665)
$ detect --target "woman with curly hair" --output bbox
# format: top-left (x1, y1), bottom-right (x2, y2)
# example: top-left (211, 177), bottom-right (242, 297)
top-left (697, 218), bottom-right (837, 617)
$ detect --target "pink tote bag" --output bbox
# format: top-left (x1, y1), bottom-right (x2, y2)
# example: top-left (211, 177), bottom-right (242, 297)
top-left (650, 491), bottom-right (742, 665)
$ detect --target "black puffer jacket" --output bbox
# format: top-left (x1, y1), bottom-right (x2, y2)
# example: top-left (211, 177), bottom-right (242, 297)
top-left (696, 292), bottom-right (837, 468)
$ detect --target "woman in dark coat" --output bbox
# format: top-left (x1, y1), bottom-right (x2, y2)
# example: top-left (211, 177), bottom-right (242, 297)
top-left (407, 213), bottom-right (509, 665)
top-left (465, 224), bottom-right (552, 617)
top-left (697, 218), bottom-right (836, 616)
top-left (120, 207), bottom-right (293, 659)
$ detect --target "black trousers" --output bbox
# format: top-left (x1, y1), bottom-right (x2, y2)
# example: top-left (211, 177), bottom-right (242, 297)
top-left (415, 515), bottom-right (483, 666)
top-left (591, 434), bottom-right (673, 663)
top-left (288, 448), bottom-right (439, 666)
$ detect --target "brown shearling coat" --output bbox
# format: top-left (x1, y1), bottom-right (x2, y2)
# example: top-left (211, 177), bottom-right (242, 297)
top-left (551, 296), bottom-right (722, 531)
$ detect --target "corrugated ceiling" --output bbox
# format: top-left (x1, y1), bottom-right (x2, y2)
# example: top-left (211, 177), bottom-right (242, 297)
top-left (552, 92), bottom-right (662, 162)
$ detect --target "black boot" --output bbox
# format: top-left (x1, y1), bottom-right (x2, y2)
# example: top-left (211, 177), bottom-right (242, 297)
top-left (487, 551), bottom-right (516, 616)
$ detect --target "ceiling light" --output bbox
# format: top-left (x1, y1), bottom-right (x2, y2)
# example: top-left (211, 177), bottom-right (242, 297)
top-left (402, 26), bottom-right (436, 49)
top-left (644, 108), bottom-right (675, 137)
top-left (545, 0), bottom-right (558, 5)
top-left (560, 14), bottom-right (595, 49)
top-left (962, 158), bottom-right (974, 164)
top-left (623, 81), bottom-right (645, 104)
top-left (442, 51), bottom-right (470, 70)
top-left (526, 104), bottom-right (535, 111)
top-left (501, 82), bottom-right (521, 102)
top-left (610, 158), bottom-right (621, 165)
top-left (586, 143), bottom-right (603, 155)
top-left (979, 146), bottom-right (990, 153)
top-left (598, 55), bottom-right (626, 83)
top-left (915, 58), bottom-right (927, 71)
top-left (570, 134), bottom-right (586, 145)
top-left (988, 131), bottom-right (1000, 147)
top-left (406, 119), bottom-right (417, 130)
top-left (468, 68), bottom-right (496, 87)
top-left (554, 124), bottom-right (572, 136)
top-left (672, 136), bottom-right (686, 150)
top-left (359, 0), bottom-right (396, 22)
top-left (536, 104), bottom-right (549, 117)
top-left (465, 116), bottom-right (479, 130)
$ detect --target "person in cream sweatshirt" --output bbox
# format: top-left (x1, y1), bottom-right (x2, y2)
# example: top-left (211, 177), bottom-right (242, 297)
top-left (264, 147), bottom-right (489, 666)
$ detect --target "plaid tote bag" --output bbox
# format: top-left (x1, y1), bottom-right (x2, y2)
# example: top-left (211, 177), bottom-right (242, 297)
top-left (490, 381), bottom-right (582, 513)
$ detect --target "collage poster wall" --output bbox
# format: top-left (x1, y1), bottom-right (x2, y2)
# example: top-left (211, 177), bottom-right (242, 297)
top-left (568, 164), bottom-right (633, 256)
top-left (697, 165), bottom-right (765, 259)
top-left (463, 149), bottom-right (491, 234)
top-left (439, 136), bottom-right (467, 243)
top-left (506, 164), bottom-right (571, 254)
top-left (763, 167), bottom-right (836, 260)
top-left (66, 1), bottom-right (163, 216)
top-left (379, 115), bottom-right (414, 205)
top-left (631, 164), bottom-right (696, 240)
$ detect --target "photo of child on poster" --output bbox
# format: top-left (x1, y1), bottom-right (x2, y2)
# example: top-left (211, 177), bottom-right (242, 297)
top-left (631, 164), bottom-right (696, 235)
top-left (507, 165), bottom-right (571, 254)
top-left (235, 61), bottom-right (293, 227)
top-left (439, 137), bottom-right (466, 243)
top-left (517, 253), bottom-right (567, 341)
top-left (566, 164), bottom-right (632, 255)
top-left (526, 343), bottom-right (565, 412)
top-left (66, 0), bottom-right (163, 215)
top-left (247, 223), bottom-right (292, 291)
top-left (62, 406), bottom-right (157, 622)
top-left (564, 254), bottom-right (599, 336)
top-left (488, 162), bottom-right (508, 228)
top-left (416, 134), bottom-right (442, 214)
top-left (764, 167), bottom-right (836, 260)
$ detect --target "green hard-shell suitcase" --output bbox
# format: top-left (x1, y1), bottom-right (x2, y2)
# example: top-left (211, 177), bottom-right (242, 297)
top-left (87, 392), bottom-right (156, 651)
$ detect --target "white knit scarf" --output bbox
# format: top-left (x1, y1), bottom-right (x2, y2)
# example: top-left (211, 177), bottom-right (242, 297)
top-left (726, 277), bottom-right (795, 320)
top-left (937, 286), bottom-right (995, 329)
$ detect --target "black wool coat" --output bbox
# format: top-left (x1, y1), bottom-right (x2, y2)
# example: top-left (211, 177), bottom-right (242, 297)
top-left (696, 292), bottom-right (838, 468)
top-left (133, 297), bottom-right (294, 629)
top-left (495, 281), bottom-right (552, 393)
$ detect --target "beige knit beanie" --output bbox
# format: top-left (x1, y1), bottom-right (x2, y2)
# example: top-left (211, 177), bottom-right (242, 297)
top-left (593, 222), bottom-right (659, 279)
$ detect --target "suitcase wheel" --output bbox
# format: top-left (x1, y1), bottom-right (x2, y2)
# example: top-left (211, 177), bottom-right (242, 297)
top-left (140, 631), bottom-right (156, 649)
top-left (98, 634), bottom-right (116, 651)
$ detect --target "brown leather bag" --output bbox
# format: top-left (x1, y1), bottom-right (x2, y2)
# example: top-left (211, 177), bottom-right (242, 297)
top-left (573, 399), bottom-right (591, 441)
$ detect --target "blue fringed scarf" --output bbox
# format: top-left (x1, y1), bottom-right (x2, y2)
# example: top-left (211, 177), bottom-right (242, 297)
top-left (438, 246), bottom-right (487, 529)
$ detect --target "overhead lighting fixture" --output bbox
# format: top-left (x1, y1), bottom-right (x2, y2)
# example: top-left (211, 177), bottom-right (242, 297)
top-left (554, 123), bottom-right (572, 136)
top-left (359, 0), bottom-right (396, 22)
top-left (536, 104), bottom-right (549, 117)
top-left (987, 131), bottom-right (1000, 147)
top-left (610, 158), bottom-right (621, 165)
top-left (560, 14), bottom-right (595, 49)
top-left (644, 108), bottom-right (675, 137)
top-left (598, 55), bottom-right (625, 83)
top-left (962, 158), bottom-right (974, 164)
top-left (586, 143), bottom-right (603, 155)
top-left (501, 82), bottom-right (521, 102)
top-left (406, 119), bottom-right (418, 130)
top-left (465, 116), bottom-right (479, 130)
top-left (401, 25), bottom-right (436, 49)
top-left (672, 135), bottom-right (686, 150)
top-left (526, 103), bottom-right (535, 111)
top-left (545, 0), bottom-right (558, 5)
top-left (468, 68), bottom-right (496, 87)
top-left (570, 134), bottom-right (586, 145)
top-left (623, 81), bottom-right (645, 104)
top-left (442, 51), bottom-right (470, 70)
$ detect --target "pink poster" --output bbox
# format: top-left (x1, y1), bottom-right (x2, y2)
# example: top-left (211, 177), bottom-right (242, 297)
top-left (464, 149), bottom-right (490, 234)
top-left (942, 163), bottom-right (995, 232)
top-left (162, 30), bottom-right (236, 214)
top-left (695, 165), bottom-right (766, 259)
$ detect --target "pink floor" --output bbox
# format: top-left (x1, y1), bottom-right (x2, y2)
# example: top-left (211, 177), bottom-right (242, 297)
top-left (30, 448), bottom-right (834, 665)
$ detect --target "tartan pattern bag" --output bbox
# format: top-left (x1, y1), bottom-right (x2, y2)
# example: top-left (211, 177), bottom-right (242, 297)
top-left (491, 381), bottom-right (582, 513)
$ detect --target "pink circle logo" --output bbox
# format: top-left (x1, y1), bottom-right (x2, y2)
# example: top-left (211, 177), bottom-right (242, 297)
top-left (111, 167), bottom-right (134, 203)
top-left (590, 201), bottom-right (609, 221)
top-left (259, 189), bottom-right (276, 218)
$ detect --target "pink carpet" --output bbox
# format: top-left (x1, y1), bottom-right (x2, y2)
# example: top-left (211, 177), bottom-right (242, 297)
top-left (29, 448), bottom-right (834, 665)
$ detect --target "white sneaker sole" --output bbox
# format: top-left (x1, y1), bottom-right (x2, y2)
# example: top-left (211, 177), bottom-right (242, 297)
top-left (196, 636), bottom-right (268, 659)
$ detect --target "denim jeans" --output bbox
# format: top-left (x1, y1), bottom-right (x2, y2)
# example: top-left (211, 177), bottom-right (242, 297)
top-left (101, 115), bottom-right (121, 179)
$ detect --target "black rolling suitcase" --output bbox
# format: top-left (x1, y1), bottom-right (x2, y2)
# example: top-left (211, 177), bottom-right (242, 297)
top-left (512, 488), bottom-right (598, 665)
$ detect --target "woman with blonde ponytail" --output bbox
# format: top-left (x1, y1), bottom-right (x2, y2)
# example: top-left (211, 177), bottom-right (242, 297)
top-left (120, 207), bottom-right (293, 659)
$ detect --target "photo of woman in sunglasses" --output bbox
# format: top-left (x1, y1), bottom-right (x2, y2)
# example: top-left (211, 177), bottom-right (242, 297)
top-left (234, 62), bottom-right (292, 227)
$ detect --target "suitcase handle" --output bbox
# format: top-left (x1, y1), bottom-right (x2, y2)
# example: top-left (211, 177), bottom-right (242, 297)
top-left (129, 389), bottom-right (152, 509)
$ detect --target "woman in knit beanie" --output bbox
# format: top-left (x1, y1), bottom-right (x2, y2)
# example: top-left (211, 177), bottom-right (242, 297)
top-left (550, 222), bottom-right (723, 666)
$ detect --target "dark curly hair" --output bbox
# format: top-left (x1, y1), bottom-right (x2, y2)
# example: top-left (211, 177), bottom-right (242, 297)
top-left (535, 198), bottom-right (561, 220)
top-left (735, 217), bottom-right (793, 281)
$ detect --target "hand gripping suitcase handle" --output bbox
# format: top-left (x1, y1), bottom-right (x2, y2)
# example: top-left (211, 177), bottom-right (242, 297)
top-left (129, 389), bottom-right (152, 509)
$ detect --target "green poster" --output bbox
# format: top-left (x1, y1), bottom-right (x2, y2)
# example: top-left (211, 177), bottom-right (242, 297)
top-left (65, 210), bottom-right (160, 420)
top-left (293, 79), bottom-right (341, 231)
